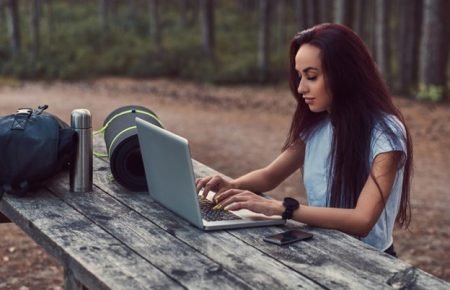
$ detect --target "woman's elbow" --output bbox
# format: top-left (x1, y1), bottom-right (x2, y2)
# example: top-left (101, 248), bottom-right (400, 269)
top-left (349, 215), bottom-right (375, 237)
top-left (355, 227), bottom-right (371, 238)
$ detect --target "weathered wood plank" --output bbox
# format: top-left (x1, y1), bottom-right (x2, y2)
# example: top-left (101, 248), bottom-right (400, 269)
top-left (91, 135), bottom-right (450, 289)
top-left (306, 227), bottom-right (450, 290)
top-left (194, 160), bottom-right (450, 289)
top-left (48, 168), bottom-right (321, 290)
top-left (89, 157), bottom-right (322, 289)
top-left (0, 190), bottom-right (184, 290)
top-left (193, 157), bottom-right (450, 289)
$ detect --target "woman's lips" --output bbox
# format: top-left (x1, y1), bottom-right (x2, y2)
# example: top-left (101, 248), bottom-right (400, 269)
top-left (304, 97), bottom-right (314, 104)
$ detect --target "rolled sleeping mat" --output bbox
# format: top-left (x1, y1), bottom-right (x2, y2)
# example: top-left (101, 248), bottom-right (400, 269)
top-left (103, 105), bottom-right (163, 191)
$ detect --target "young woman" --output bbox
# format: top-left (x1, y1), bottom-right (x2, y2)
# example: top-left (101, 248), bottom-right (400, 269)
top-left (196, 23), bottom-right (412, 256)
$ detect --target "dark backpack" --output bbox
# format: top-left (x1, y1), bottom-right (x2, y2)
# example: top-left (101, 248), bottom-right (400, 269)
top-left (0, 105), bottom-right (76, 197)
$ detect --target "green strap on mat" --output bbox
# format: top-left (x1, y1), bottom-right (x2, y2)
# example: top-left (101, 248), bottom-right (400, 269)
top-left (92, 109), bottom-right (163, 158)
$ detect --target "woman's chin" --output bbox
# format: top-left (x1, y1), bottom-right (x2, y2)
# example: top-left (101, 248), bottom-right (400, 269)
top-left (308, 105), bottom-right (327, 113)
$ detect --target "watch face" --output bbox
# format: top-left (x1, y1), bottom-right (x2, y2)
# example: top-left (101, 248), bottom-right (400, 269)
top-left (284, 197), bottom-right (299, 209)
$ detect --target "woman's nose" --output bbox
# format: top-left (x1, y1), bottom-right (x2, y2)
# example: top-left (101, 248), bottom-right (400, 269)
top-left (298, 78), bottom-right (307, 94)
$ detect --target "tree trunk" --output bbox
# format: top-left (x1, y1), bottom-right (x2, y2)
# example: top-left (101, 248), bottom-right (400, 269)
top-left (353, 0), bottom-right (364, 38)
top-left (46, 0), bottom-right (54, 44)
top-left (305, 0), bottom-right (318, 27)
top-left (0, 0), bottom-right (5, 20)
top-left (148, 0), bottom-right (161, 48)
top-left (397, 0), bottom-right (422, 96)
top-left (199, 0), bottom-right (215, 62)
top-left (128, 0), bottom-right (136, 30)
top-left (334, 0), bottom-right (354, 28)
top-left (258, 0), bottom-right (270, 82)
top-left (6, 0), bottom-right (21, 56)
top-left (237, 0), bottom-right (254, 14)
top-left (375, 0), bottom-right (390, 83)
top-left (110, 0), bottom-right (119, 23)
top-left (179, 0), bottom-right (190, 27)
top-left (276, 0), bottom-right (286, 51)
top-left (30, 0), bottom-right (40, 59)
top-left (99, 0), bottom-right (109, 33)
top-left (294, 0), bottom-right (308, 31)
top-left (319, 0), bottom-right (333, 23)
top-left (419, 0), bottom-right (449, 101)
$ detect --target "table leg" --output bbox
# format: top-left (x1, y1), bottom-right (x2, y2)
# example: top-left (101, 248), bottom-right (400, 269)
top-left (0, 211), bottom-right (11, 223)
top-left (64, 267), bottom-right (88, 290)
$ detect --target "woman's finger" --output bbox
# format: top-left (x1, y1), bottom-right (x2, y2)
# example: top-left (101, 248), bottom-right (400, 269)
top-left (216, 190), bottom-right (252, 208)
top-left (214, 188), bottom-right (242, 203)
top-left (196, 176), bottom-right (212, 193)
top-left (224, 201), bottom-right (247, 211)
top-left (202, 175), bottom-right (222, 197)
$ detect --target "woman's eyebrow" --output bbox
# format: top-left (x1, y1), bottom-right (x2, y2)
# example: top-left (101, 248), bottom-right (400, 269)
top-left (303, 67), bottom-right (319, 73)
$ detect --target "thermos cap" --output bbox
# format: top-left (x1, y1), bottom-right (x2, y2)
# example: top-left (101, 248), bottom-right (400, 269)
top-left (71, 109), bottom-right (91, 129)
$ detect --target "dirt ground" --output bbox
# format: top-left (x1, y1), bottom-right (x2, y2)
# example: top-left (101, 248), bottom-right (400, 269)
top-left (0, 78), bottom-right (449, 289)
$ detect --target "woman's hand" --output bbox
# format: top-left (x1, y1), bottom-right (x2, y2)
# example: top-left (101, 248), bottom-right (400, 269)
top-left (195, 175), bottom-right (235, 199)
top-left (215, 189), bottom-right (283, 217)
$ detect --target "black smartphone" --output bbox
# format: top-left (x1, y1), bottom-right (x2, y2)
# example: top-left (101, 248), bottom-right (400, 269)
top-left (263, 229), bottom-right (313, 245)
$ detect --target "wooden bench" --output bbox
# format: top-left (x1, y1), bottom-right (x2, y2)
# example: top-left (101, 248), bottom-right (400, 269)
top-left (0, 136), bottom-right (449, 289)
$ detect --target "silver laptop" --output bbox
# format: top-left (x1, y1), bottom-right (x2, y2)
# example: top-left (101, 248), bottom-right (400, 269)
top-left (135, 117), bottom-right (285, 230)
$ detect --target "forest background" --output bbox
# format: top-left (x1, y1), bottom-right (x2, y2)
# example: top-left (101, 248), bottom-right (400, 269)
top-left (0, 0), bottom-right (449, 101)
top-left (0, 0), bottom-right (449, 288)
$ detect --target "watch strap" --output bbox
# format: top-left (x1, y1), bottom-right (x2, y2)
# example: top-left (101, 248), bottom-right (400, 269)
top-left (282, 197), bottom-right (300, 220)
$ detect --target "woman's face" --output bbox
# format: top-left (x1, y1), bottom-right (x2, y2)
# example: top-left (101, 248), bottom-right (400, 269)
top-left (295, 44), bottom-right (332, 113)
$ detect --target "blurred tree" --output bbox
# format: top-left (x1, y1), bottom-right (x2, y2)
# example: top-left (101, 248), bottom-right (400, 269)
top-left (318, 0), bottom-right (333, 23)
top-left (276, 0), bottom-right (287, 51)
top-left (397, 0), bottom-right (422, 96)
top-left (375, 0), bottom-right (390, 83)
top-left (294, 0), bottom-right (308, 31)
top-left (353, 0), bottom-right (364, 38)
top-left (128, 0), bottom-right (136, 31)
top-left (419, 0), bottom-right (449, 101)
top-left (361, 0), bottom-right (375, 54)
top-left (334, 0), bottom-right (353, 27)
top-left (148, 0), bottom-right (161, 49)
top-left (110, 0), bottom-right (119, 23)
top-left (237, 0), bottom-right (254, 14)
top-left (5, 0), bottom-right (21, 56)
top-left (179, 0), bottom-right (193, 27)
top-left (258, 0), bottom-right (271, 82)
top-left (29, 0), bottom-right (40, 59)
top-left (99, 0), bottom-right (110, 33)
top-left (199, 0), bottom-right (215, 62)
top-left (0, 0), bottom-right (4, 18)
top-left (305, 0), bottom-right (318, 27)
top-left (46, 0), bottom-right (54, 44)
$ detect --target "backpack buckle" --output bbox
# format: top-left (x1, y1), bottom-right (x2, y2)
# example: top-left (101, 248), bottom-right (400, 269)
top-left (16, 108), bottom-right (33, 116)
top-left (12, 108), bottom-right (33, 130)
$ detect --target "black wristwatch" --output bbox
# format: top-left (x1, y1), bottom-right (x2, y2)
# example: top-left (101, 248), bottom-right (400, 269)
top-left (282, 197), bottom-right (300, 220)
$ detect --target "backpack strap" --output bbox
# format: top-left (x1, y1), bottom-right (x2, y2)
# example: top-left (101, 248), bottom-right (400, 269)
top-left (11, 108), bottom-right (33, 131)
top-left (1, 181), bottom-right (30, 197)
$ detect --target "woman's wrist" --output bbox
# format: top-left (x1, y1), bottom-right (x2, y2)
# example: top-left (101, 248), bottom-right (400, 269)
top-left (270, 200), bottom-right (285, 216)
top-left (230, 180), bottom-right (240, 190)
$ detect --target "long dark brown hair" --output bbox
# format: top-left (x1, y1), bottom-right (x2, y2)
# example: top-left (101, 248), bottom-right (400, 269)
top-left (284, 23), bottom-right (412, 228)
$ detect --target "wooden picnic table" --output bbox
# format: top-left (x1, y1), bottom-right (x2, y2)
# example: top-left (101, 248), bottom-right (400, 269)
top-left (1, 136), bottom-right (449, 290)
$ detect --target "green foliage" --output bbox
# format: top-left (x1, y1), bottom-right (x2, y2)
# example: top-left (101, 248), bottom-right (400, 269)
top-left (417, 84), bottom-right (444, 102)
top-left (0, 1), bottom-right (296, 84)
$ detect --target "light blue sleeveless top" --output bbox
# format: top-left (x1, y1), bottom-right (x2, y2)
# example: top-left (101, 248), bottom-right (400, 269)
top-left (302, 115), bottom-right (406, 251)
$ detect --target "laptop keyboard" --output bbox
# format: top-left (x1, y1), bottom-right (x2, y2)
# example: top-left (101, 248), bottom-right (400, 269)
top-left (199, 197), bottom-right (241, 221)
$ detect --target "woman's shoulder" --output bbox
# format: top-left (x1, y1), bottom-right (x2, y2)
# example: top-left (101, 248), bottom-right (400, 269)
top-left (371, 113), bottom-right (408, 159)
top-left (373, 113), bottom-right (406, 138)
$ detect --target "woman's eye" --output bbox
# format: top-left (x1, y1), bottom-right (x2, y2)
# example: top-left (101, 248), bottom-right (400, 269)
top-left (307, 76), bottom-right (317, 81)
